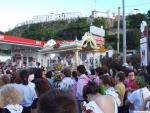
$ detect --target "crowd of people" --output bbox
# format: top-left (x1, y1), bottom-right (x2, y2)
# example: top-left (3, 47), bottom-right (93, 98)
top-left (0, 62), bottom-right (150, 113)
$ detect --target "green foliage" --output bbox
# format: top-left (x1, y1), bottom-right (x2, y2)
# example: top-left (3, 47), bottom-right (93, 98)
top-left (105, 34), bottom-right (117, 49)
top-left (4, 10), bottom-right (150, 49)
top-left (113, 20), bottom-right (123, 28)
top-left (93, 17), bottom-right (106, 28)
top-left (136, 76), bottom-right (145, 88)
top-left (6, 18), bottom-right (90, 41)
top-left (126, 29), bottom-right (140, 49)
top-left (126, 13), bottom-right (147, 29)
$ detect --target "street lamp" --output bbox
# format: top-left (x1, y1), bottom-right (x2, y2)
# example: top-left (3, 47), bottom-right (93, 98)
top-left (122, 0), bottom-right (127, 65)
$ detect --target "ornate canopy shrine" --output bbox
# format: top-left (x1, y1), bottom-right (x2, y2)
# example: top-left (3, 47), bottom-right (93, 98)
top-left (39, 32), bottom-right (105, 68)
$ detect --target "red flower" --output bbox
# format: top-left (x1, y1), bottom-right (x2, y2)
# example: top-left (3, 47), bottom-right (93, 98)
top-left (83, 106), bottom-right (93, 113)
top-left (86, 109), bottom-right (93, 113)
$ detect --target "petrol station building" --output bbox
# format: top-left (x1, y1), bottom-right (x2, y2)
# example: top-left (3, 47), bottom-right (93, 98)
top-left (0, 34), bottom-right (45, 67)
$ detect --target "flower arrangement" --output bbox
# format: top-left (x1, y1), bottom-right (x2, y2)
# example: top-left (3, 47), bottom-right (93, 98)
top-left (54, 63), bottom-right (64, 71)
top-left (53, 72), bottom-right (62, 81)
top-left (53, 72), bottom-right (63, 89)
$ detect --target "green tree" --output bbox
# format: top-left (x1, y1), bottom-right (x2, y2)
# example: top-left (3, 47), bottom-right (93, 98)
top-left (126, 14), bottom-right (147, 29)
top-left (126, 29), bottom-right (140, 49)
top-left (93, 17), bottom-right (106, 28)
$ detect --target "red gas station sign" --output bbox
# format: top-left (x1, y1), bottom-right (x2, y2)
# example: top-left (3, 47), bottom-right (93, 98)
top-left (0, 35), bottom-right (45, 47)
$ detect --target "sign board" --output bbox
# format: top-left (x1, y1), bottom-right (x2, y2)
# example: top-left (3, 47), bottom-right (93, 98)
top-left (0, 35), bottom-right (45, 46)
top-left (92, 35), bottom-right (105, 45)
top-left (90, 26), bottom-right (105, 37)
top-left (140, 42), bottom-right (148, 66)
top-left (140, 21), bottom-right (148, 66)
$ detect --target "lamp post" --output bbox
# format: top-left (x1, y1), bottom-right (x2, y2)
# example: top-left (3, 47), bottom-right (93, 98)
top-left (117, 7), bottom-right (120, 54)
top-left (122, 0), bottom-right (127, 65)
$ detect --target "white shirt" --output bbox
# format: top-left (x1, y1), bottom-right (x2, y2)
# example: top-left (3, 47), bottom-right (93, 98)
top-left (83, 100), bottom-right (118, 113)
top-left (5, 104), bottom-right (23, 113)
top-left (60, 77), bottom-right (75, 91)
top-left (15, 82), bottom-right (37, 107)
top-left (128, 87), bottom-right (150, 113)
top-left (105, 87), bottom-right (121, 106)
top-left (83, 101), bottom-right (104, 113)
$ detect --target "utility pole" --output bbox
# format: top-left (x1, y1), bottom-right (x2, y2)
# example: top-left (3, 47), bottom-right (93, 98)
top-left (94, 0), bottom-right (96, 11)
top-left (122, 0), bottom-right (127, 65)
top-left (117, 7), bottom-right (120, 54)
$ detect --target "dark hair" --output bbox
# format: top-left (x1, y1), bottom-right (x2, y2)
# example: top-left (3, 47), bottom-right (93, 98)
top-left (34, 68), bottom-right (43, 79)
top-left (90, 69), bottom-right (95, 75)
top-left (38, 89), bottom-right (78, 113)
top-left (145, 76), bottom-right (150, 85)
top-left (72, 71), bottom-right (78, 82)
top-left (63, 68), bottom-right (71, 77)
top-left (83, 82), bottom-right (99, 100)
top-left (146, 65), bottom-right (150, 74)
top-left (85, 71), bottom-right (88, 75)
top-left (35, 78), bottom-right (52, 96)
top-left (101, 66), bottom-right (109, 74)
top-left (77, 65), bottom-right (86, 74)
top-left (127, 69), bottom-right (135, 76)
top-left (36, 62), bottom-right (40, 66)
top-left (23, 62), bottom-right (27, 65)
top-left (46, 71), bottom-right (53, 78)
top-left (95, 67), bottom-right (104, 76)
top-left (102, 75), bottom-right (115, 87)
top-left (6, 70), bottom-right (11, 74)
top-left (116, 71), bottom-right (125, 82)
top-left (19, 69), bottom-right (29, 85)
top-left (95, 66), bottom-right (108, 77)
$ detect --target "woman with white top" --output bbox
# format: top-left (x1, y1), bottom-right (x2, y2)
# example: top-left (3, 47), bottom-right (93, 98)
top-left (16, 70), bottom-right (37, 113)
top-left (102, 75), bottom-right (121, 106)
top-left (82, 82), bottom-right (118, 113)
top-left (126, 76), bottom-right (150, 113)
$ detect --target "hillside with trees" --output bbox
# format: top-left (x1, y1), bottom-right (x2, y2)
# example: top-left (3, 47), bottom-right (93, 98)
top-left (5, 10), bottom-right (150, 51)
top-left (6, 17), bottom-right (108, 41)
top-left (0, 31), bottom-right (4, 35)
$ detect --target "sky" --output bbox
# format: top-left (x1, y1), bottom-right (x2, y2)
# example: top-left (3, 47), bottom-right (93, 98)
top-left (0, 0), bottom-right (150, 32)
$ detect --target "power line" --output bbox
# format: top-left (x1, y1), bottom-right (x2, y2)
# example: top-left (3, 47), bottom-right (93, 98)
top-left (125, 2), bottom-right (150, 8)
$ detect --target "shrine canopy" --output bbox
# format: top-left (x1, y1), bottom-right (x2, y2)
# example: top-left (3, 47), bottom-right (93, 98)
top-left (40, 32), bottom-right (105, 54)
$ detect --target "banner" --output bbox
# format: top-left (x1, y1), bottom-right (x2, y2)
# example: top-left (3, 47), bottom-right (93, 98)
top-left (140, 21), bottom-right (148, 66)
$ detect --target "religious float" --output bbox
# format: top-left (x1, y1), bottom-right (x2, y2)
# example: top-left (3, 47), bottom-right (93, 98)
top-left (39, 32), bottom-right (106, 69)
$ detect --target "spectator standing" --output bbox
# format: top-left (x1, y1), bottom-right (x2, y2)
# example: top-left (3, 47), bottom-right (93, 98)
top-left (102, 75), bottom-right (121, 106)
top-left (115, 71), bottom-right (126, 113)
top-left (16, 70), bottom-right (37, 113)
top-left (0, 84), bottom-right (23, 113)
top-left (60, 68), bottom-right (76, 96)
top-left (82, 82), bottom-right (118, 113)
top-left (126, 76), bottom-right (150, 113)
top-left (31, 78), bottom-right (52, 113)
top-left (76, 65), bottom-right (91, 113)
top-left (38, 89), bottom-right (78, 113)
